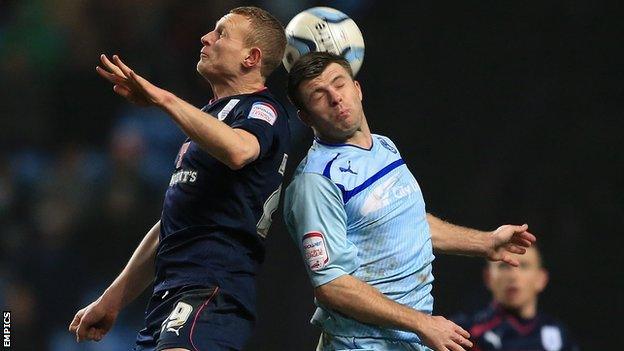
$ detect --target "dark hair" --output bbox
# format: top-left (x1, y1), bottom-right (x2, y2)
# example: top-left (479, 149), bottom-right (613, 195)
top-left (287, 51), bottom-right (353, 110)
top-left (230, 6), bottom-right (286, 78)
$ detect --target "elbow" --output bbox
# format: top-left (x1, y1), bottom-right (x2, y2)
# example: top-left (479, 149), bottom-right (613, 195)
top-left (313, 275), bottom-right (354, 310)
top-left (224, 129), bottom-right (260, 170)
top-left (224, 156), bottom-right (247, 170)
top-left (223, 148), bottom-right (255, 170)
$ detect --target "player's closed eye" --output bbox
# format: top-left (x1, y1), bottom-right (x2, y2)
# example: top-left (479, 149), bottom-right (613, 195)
top-left (310, 91), bottom-right (324, 102)
top-left (496, 262), bottom-right (512, 270)
top-left (333, 79), bottom-right (346, 88)
top-left (519, 262), bottom-right (532, 270)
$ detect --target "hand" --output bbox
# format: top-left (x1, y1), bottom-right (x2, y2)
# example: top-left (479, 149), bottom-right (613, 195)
top-left (96, 54), bottom-right (172, 107)
top-left (419, 315), bottom-right (472, 351)
top-left (68, 297), bottom-right (119, 342)
top-left (487, 224), bottom-right (536, 266)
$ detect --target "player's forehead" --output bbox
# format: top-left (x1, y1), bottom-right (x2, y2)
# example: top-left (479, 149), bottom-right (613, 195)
top-left (519, 247), bottom-right (541, 265)
top-left (301, 63), bottom-right (350, 91)
top-left (215, 13), bottom-right (250, 34)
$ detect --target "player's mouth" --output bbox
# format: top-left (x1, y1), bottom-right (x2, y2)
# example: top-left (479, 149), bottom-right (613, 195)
top-left (200, 50), bottom-right (209, 58)
top-left (504, 286), bottom-right (520, 299)
top-left (337, 108), bottom-right (350, 119)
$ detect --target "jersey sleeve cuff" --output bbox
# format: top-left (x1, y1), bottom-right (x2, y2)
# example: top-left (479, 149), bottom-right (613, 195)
top-left (233, 120), bottom-right (273, 158)
top-left (310, 267), bottom-right (350, 288)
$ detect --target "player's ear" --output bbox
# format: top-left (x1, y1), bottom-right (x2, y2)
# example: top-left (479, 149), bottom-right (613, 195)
top-left (243, 47), bottom-right (262, 69)
top-left (536, 268), bottom-right (549, 293)
top-left (354, 80), bottom-right (362, 101)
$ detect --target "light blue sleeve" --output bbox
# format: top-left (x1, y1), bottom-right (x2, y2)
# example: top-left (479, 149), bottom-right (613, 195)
top-left (284, 172), bottom-right (359, 287)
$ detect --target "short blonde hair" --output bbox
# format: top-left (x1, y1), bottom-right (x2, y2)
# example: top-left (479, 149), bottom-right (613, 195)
top-left (230, 7), bottom-right (286, 78)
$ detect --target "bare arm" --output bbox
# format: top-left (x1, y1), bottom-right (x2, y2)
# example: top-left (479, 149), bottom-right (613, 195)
top-left (315, 275), bottom-right (472, 351)
top-left (157, 93), bottom-right (260, 170)
top-left (96, 54), bottom-right (260, 170)
top-left (100, 220), bottom-right (160, 310)
top-left (69, 220), bottom-right (160, 342)
top-left (427, 214), bottom-right (490, 256)
top-left (427, 213), bottom-right (536, 266)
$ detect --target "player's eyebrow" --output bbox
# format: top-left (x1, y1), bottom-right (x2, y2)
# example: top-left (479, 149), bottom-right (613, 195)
top-left (305, 72), bottom-right (348, 101)
top-left (331, 75), bottom-right (347, 84)
top-left (215, 16), bottom-right (229, 32)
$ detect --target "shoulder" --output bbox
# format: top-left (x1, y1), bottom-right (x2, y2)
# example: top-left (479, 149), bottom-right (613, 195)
top-left (286, 146), bottom-right (350, 202)
top-left (238, 89), bottom-right (289, 117)
top-left (289, 148), bottom-right (343, 194)
top-left (287, 171), bottom-right (340, 195)
top-left (284, 171), bottom-right (344, 213)
top-left (207, 89), bottom-right (289, 131)
top-left (296, 145), bottom-right (346, 179)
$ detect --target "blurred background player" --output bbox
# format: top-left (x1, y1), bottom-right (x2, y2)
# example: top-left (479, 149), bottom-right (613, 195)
top-left (452, 246), bottom-right (579, 351)
top-left (284, 52), bottom-right (536, 351)
top-left (67, 6), bottom-right (289, 351)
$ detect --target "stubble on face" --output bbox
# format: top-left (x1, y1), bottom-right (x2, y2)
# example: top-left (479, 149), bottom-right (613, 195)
top-left (299, 63), bottom-right (364, 142)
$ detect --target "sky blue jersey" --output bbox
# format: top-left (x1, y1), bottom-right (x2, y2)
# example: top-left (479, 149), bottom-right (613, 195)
top-left (284, 134), bottom-right (435, 343)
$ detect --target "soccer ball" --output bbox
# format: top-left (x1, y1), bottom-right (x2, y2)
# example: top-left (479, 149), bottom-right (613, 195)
top-left (282, 7), bottom-right (365, 75)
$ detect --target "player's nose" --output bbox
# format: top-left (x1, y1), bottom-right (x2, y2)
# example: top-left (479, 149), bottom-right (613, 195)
top-left (506, 266), bottom-right (521, 279)
top-left (328, 88), bottom-right (343, 106)
top-left (200, 32), bottom-right (214, 46)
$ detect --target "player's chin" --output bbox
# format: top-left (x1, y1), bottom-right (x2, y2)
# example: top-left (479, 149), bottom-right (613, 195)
top-left (333, 110), bottom-right (352, 122)
top-left (500, 297), bottom-right (525, 310)
top-left (341, 121), bottom-right (360, 135)
top-left (196, 64), bottom-right (214, 79)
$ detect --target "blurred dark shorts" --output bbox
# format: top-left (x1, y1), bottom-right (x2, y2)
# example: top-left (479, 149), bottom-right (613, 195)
top-left (134, 285), bottom-right (254, 351)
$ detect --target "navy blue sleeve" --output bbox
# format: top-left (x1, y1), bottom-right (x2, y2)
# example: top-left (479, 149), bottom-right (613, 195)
top-left (231, 99), bottom-right (280, 158)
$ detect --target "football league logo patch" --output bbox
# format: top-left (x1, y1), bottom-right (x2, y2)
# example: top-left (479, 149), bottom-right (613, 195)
top-left (302, 231), bottom-right (329, 271)
top-left (248, 102), bottom-right (277, 125)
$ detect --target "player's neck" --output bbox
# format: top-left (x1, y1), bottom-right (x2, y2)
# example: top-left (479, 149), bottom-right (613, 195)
top-left (315, 115), bottom-right (372, 148)
top-left (500, 301), bottom-right (538, 320)
top-left (343, 118), bottom-right (372, 149)
top-left (210, 74), bottom-right (266, 100)
top-left (518, 302), bottom-right (538, 319)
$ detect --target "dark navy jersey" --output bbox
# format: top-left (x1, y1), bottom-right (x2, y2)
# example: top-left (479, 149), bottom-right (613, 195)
top-left (453, 303), bottom-right (579, 351)
top-left (155, 88), bottom-right (290, 315)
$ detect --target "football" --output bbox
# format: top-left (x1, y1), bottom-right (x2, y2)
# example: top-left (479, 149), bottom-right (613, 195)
top-left (282, 7), bottom-right (365, 75)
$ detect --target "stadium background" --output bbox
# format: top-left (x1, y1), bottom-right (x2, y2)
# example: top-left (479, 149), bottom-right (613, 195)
top-left (0, 0), bottom-right (620, 349)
